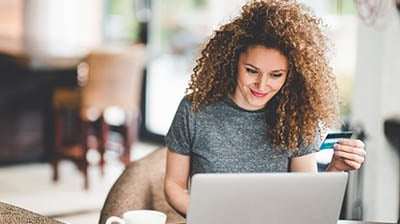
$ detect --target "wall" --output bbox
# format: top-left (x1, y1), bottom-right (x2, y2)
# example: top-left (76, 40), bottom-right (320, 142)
top-left (0, 0), bottom-right (23, 40)
top-left (23, 0), bottom-right (103, 68)
top-left (351, 8), bottom-right (400, 222)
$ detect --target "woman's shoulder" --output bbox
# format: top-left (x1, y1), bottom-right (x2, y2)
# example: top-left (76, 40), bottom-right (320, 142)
top-left (173, 96), bottom-right (194, 116)
top-left (178, 96), bottom-right (193, 109)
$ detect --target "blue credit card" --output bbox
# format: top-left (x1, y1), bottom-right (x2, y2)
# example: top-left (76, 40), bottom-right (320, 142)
top-left (319, 131), bottom-right (353, 150)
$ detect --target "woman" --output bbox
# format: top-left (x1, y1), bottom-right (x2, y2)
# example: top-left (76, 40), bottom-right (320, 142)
top-left (164, 0), bottom-right (366, 216)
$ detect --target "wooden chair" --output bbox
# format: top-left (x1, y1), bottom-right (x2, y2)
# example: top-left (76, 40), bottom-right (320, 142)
top-left (51, 44), bottom-right (146, 189)
top-left (81, 44), bottom-right (146, 168)
top-left (52, 87), bottom-right (91, 189)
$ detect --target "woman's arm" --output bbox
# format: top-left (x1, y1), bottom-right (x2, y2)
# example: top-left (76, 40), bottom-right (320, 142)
top-left (164, 148), bottom-right (191, 217)
top-left (290, 152), bottom-right (318, 172)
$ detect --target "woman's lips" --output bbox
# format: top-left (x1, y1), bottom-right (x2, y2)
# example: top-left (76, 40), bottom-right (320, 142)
top-left (251, 90), bottom-right (268, 97)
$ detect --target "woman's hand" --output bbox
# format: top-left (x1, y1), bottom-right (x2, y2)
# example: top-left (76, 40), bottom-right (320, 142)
top-left (326, 139), bottom-right (366, 172)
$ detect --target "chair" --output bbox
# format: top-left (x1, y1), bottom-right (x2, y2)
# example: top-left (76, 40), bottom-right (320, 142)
top-left (52, 87), bottom-right (92, 189)
top-left (99, 147), bottom-right (185, 224)
top-left (52, 44), bottom-right (146, 189)
top-left (81, 44), bottom-right (146, 170)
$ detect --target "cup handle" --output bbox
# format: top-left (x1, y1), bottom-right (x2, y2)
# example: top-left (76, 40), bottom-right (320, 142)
top-left (105, 216), bottom-right (125, 224)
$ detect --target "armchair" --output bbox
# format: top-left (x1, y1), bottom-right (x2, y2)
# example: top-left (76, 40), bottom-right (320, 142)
top-left (99, 147), bottom-right (185, 224)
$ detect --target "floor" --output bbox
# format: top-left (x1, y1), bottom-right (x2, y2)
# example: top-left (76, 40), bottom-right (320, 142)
top-left (0, 142), bottom-right (160, 224)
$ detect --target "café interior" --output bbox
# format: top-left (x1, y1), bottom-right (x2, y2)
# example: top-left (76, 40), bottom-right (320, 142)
top-left (0, 0), bottom-right (400, 223)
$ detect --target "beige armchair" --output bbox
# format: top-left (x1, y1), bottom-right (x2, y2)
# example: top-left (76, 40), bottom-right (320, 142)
top-left (99, 147), bottom-right (185, 224)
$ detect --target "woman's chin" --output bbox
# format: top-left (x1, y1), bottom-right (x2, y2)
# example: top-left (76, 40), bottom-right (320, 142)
top-left (246, 100), bottom-right (267, 110)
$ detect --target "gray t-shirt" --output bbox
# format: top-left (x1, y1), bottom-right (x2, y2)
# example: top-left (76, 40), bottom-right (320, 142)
top-left (165, 97), bottom-right (319, 177)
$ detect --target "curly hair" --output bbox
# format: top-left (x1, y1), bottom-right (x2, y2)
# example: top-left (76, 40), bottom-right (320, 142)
top-left (186, 0), bottom-right (341, 152)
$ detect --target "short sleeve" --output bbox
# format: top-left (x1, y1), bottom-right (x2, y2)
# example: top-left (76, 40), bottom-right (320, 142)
top-left (165, 98), bottom-right (193, 155)
top-left (291, 132), bottom-right (322, 157)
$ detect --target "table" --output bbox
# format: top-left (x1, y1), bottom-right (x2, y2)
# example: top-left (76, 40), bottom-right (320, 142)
top-left (0, 39), bottom-right (79, 164)
top-left (338, 221), bottom-right (396, 224)
top-left (174, 221), bottom-right (396, 224)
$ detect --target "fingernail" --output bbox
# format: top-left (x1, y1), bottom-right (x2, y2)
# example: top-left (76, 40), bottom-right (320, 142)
top-left (334, 151), bottom-right (340, 155)
top-left (333, 143), bottom-right (339, 149)
top-left (337, 139), bottom-right (343, 144)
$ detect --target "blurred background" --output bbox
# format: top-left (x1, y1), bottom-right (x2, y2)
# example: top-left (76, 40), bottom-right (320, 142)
top-left (0, 0), bottom-right (399, 223)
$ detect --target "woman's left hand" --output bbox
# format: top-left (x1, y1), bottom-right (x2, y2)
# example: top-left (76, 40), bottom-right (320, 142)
top-left (326, 139), bottom-right (366, 172)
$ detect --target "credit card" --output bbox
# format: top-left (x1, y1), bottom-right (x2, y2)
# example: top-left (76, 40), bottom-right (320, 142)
top-left (319, 131), bottom-right (353, 150)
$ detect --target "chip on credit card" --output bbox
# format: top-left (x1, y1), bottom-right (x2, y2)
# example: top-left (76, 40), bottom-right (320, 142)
top-left (319, 131), bottom-right (353, 150)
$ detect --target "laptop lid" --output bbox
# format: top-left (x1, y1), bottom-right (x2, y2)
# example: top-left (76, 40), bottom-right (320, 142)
top-left (187, 172), bottom-right (348, 224)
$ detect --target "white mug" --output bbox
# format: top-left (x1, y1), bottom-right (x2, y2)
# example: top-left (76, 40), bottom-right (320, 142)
top-left (105, 210), bottom-right (167, 224)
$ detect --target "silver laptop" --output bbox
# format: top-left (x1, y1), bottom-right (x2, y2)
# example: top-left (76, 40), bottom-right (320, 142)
top-left (187, 172), bottom-right (348, 224)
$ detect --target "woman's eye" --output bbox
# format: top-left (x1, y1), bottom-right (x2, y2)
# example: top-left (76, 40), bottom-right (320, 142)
top-left (246, 68), bottom-right (258, 74)
top-left (271, 73), bottom-right (283, 78)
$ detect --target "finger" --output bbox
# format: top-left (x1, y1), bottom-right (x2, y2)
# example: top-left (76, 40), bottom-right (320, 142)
top-left (330, 157), bottom-right (356, 171)
top-left (343, 158), bottom-right (361, 170)
top-left (337, 139), bottom-right (365, 148)
top-left (333, 150), bottom-right (365, 164)
top-left (334, 143), bottom-right (366, 157)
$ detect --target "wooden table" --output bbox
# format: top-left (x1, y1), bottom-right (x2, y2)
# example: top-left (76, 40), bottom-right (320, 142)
top-left (0, 39), bottom-right (79, 164)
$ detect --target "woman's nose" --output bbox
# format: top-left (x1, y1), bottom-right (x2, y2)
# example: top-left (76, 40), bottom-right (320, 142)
top-left (256, 74), bottom-right (269, 91)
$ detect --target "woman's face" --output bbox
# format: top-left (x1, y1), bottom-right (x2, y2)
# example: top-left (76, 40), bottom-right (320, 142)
top-left (231, 45), bottom-right (288, 111)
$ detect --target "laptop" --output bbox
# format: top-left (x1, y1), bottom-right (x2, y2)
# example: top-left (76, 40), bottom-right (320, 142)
top-left (186, 172), bottom-right (348, 224)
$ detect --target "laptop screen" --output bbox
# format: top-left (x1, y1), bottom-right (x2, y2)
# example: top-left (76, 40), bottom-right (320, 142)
top-left (187, 172), bottom-right (348, 224)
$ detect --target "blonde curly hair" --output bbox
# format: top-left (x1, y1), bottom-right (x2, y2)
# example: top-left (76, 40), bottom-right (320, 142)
top-left (186, 0), bottom-right (341, 152)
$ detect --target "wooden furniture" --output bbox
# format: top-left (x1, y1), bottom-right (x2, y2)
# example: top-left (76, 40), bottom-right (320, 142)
top-left (52, 87), bottom-right (93, 189)
top-left (51, 44), bottom-right (146, 189)
top-left (0, 38), bottom-right (79, 165)
top-left (81, 44), bottom-right (146, 167)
